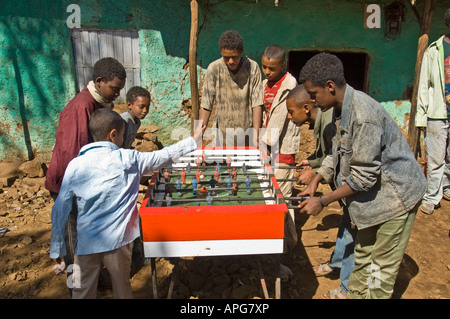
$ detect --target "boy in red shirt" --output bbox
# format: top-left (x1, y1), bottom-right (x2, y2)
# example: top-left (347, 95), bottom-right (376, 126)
top-left (46, 58), bottom-right (126, 195)
top-left (260, 45), bottom-right (300, 250)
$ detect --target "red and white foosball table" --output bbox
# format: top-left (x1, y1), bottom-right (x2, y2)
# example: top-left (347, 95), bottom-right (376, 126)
top-left (138, 146), bottom-right (291, 299)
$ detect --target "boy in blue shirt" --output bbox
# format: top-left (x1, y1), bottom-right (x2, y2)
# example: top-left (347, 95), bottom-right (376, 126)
top-left (50, 108), bottom-right (197, 298)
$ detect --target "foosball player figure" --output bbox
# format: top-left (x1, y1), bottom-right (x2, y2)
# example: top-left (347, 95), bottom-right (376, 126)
top-left (196, 168), bottom-right (202, 182)
top-left (165, 184), bottom-right (173, 197)
top-left (214, 168), bottom-right (220, 182)
top-left (245, 175), bottom-right (251, 194)
top-left (232, 183), bottom-right (238, 196)
top-left (242, 163), bottom-right (247, 174)
top-left (192, 178), bottom-right (198, 195)
top-left (226, 176), bottom-right (232, 187)
top-left (206, 192), bottom-right (213, 206)
top-left (186, 163), bottom-right (191, 173)
top-left (226, 177), bottom-right (232, 195)
top-left (226, 155), bottom-right (232, 170)
top-left (200, 185), bottom-right (208, 198)
top-left (166, 193), bottom-right (172, 207)
top-left (180, 168), bottom-right (186, 185)
top-left (231, 167), bottom-right (237, 181)
top-left (176, 178), bottom-right (182, 196)
top-left (209, 176), bottom-right (218, 195)
top-left (202, 151), bottom-right (206, 166)
top-left (196, 156), bottom-right (202, 166)
top-left (163, 168), bottom-right (170, 182)
top-left (216, 163), bottom-right (221, 173)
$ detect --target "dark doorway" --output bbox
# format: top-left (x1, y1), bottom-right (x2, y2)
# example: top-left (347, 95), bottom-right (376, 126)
top-left (287, 51), bottom-right (369, 92)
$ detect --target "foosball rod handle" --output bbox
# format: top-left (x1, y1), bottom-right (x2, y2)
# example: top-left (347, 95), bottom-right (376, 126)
top-left (284, 196), bottom-right (310, 201)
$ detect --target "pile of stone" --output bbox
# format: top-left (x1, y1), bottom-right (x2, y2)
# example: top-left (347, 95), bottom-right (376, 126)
top-left (131, 124), bottom-right (163, 152)
top-left (0, 157), bottom-right (52, 217)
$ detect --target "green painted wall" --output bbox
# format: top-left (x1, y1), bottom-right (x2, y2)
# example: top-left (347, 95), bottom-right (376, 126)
top-left (195, 0), bottom-right (447, 102)
top-left (0, 1), bottom-right (77, 160)
top-left (0, 0), bottom-right (449, 160)
top-left (0, 0), bottom-right (192, 161)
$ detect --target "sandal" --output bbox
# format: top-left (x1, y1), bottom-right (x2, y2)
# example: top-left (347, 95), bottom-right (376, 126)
top-left (312, 262), bottom-right (336, 277)
top-left (323, 287), bottom-right (347, 299)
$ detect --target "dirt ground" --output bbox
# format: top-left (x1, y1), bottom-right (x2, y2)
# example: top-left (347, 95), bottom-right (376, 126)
top-left (0, 124), bottom-right (449, 299)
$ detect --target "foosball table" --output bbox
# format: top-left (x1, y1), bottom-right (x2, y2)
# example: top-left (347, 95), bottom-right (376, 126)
top-left (138, 146), bottom-right (292, 299)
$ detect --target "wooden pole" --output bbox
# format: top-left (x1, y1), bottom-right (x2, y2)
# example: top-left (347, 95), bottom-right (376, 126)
top-left (189, 0), bottom-right (200, 136)
top-left (407, 0), bottom-right (437, 156)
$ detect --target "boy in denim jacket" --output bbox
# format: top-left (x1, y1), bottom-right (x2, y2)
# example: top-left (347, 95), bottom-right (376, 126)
top-left (298, 53), bottom-right (426, 299)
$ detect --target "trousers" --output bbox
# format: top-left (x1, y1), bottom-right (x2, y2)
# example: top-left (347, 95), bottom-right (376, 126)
top-left (329, 206), bottom-right (357, 293)
top-left (423, 119), bottom-right (450, 205)
top-left (347, 206), bottom-right (417, 299)
top-left (72, 242), bottom-right (134, 299)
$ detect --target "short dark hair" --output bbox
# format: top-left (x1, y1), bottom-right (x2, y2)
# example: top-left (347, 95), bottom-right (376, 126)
top-left (263, 45), bottom-right (286, 62)
top-left (92, 57), bottom-right (126, 83)
top-left (445, 8), bottom-right (450, 27)
top-left (218, 30), bottom-right (244, 52)
top-left (286, 84), bottom-right (312, 106)
top-left (126, 86), bottom-right (151, 104)
top-left (298, 53), bottom-right (346, 88)
top-left (89, 108), bottom-right (125, 142)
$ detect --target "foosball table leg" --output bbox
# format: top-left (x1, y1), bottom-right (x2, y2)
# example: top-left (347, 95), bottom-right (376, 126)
top-left (257, 256), bottom-right (270, 299)
top-left (151, 258), bottom-right (158, 299)
top-left (167, 258), bottom-right (179, 299)
top-left (275, 254), bottom-right (281, 299)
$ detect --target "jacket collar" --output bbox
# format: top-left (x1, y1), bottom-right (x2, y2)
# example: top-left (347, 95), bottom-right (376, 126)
top-left (263, 72), bottom-right (296, 115)
top-left (433, 35), bottom-right (445, 48)
top-left (263, 72), bottom-right (295, 92)
top-left (337, 84), bottom-right (353, 133)
top-left (78, 141), bottom-right (119, 157)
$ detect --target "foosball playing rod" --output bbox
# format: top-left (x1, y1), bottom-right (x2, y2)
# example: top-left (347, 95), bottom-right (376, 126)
top-left (153, 186), bottom-right (272, 192)
top-left (153, 196), bottom-right (277, 203)
top-left (270, 165), bottom-right (308, 170)
top-left (169, 164), bottom-right (308, 170)
top-left (161, 178), bottom-right (298, 185)
top-left (152, 195), bottom-right (310, 203)
top-left (169, 167), bottom-right (263, 173)
top-left (178, 155), bottom-right (260, 158)
top-left (164, 171), bottom-right (259, 177)
top-left (154, 192), bottom-right (310, 200)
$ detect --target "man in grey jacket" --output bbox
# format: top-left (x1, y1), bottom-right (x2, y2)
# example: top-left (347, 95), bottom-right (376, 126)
top-left (298, 53), bottom-right (426, 299)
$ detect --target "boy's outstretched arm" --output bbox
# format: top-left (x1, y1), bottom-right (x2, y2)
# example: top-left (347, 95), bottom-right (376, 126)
top-left (137, 136), bottom-right (198, 175)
